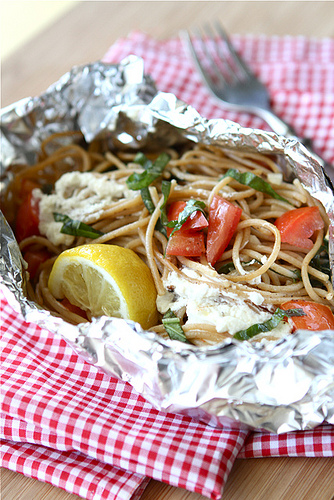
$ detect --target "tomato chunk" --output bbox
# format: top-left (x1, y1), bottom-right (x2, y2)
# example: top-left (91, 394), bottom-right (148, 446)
top-left (281, 300), bottom-right (334, 331)
top-left (165, 201), bottom-right (207, 257)
top-left (206, 195), bottom-right (242, 266)
top-left (23, 249), bottom-right (51, 279)
top-left (166, 201), bottom-right (208, 237)
top-left (275, 206), bottom-right (324, 250)
top-left (166, 230), bottom-right (205, 256)
top-left (19, 178), bottom-right (40, 199)
top-left (15, 192), bottom-right (40, 242)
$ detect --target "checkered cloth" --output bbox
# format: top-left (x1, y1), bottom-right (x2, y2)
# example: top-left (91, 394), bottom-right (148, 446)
top-left (1, 290), bottom-right (248, 499)
top-left (103, 32), bottom-right (334, 168)
top-left (1, 32), bottom-right (334, 500)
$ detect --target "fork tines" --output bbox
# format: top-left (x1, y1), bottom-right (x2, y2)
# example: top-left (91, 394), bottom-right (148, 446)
top-left (182, 22), bottom-right (270, 110)
top-left (184, 22), bottom-right (254, 87)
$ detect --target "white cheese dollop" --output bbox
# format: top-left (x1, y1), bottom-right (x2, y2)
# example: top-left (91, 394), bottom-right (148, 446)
top-left (33, 171), bottom-right (136, 246)
top-left (157, 268), bottom-right (291, 338)
top-left (267, 173), bottom-right (283, 185)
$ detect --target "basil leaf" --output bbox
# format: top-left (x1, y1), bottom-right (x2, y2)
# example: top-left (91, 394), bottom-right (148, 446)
top-left (126, 152), bottom-right (171, 190)
top-left (217, 260), bottom-right (255, 275)
top-left (218, 259), bottom-right (301, 281)
top-left (162, 309), bottom-right (189, 343)
top-left (310, 240), bottom-right (331, 279)
top-left (166, 199), bottom-right (207, 238)
top-left (41, 183), bottom-right (53, 195)
top-left (133, 152), bottom-right (151, 168)
top-left (140, 187), bottom-right (155, 214)
top-left (53, 213), bottom-right (104, 239)
top-left (217, 261), bottom-right (236, 275)
top-left (233, 307), bottom-right (305, 341)
top-left (140, 182), bottom-right (170, 237)
top-left (154, 180), bottom-right (172, 238)
top-left (223, 168), bottom-right (291, 204)
top-left (159, 180), bottom-right (171, 226)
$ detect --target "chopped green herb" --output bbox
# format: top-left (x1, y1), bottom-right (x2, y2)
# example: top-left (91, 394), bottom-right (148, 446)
top-left (217, 260), bottom-right (254, 275)
top-left (159, 180), bottom-right (171, 226)
top-left (233, 307), bottom-right (305, 341)
top-left (166, 199), bottom-right (207, 238)
top-left (140, 187), bottom-right (155, 214)
top-left (154, 180), bottom-right (172, 238)
top-left (218, 259), bottom-right (301, 281)
top-left (53, 213), bottom-right (104, 239)
top-left (223, 168), bottom-right (291, 204)
top-left (41, 183), bottom-right (53, 195)
top-left (310, 240), bottom-right (331, 282)
top-left (162, 309), bottom-right (190, 343)
top-left (139, 181), bottom-right (170, 237)
top-left (284, 268), bottom-right (302, 281)
top-left (126, 152), bottom-right (171, 190)
top-left (133, 151), bottom-right (151, 168)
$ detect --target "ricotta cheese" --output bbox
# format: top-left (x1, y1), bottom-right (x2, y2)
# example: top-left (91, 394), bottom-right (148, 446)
top-left (267, 173), bottom-right (283, 185)
top-left (33, 171), bottom-right (136, 246)
top-left (157, 268), bottom-right (291, 339)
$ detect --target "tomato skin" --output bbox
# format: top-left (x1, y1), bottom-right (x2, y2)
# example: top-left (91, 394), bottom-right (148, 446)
top-left (15, 192), bottom-right (40, 242)
top-left (166, 230), bottom-right (205, 256)
top-left (19, 179), bottom-right (40, 199)
top-left (206, 195), bottom-right (242, 266)
top-left (23, 249), bottom-right (51, 279)
top-left (275, 207), bottom-right (324, 250)
top-left (281, 300), bottom-right (334, 331)
top-left (166, 201), bottom-right (208, 237)
top-left (165, 201), bottom-right (207, 257)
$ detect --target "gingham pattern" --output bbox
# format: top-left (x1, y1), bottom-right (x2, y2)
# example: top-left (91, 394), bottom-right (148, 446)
top-left (239, 425), bottom-right (334, 458)
top-left (103, 32), bottom-right (334, 167)
top-left (2, 32), bottom-right (334, 500)
top-left (1, 289), bottom-right (248, 500)
top-left (1, 438), bottom-right (149, 500)
top-left (1, 413), bottom-right (149, 500)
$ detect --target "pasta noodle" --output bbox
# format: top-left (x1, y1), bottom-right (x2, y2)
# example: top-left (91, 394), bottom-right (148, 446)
top-left (3, 131), bottom-right (334, 344)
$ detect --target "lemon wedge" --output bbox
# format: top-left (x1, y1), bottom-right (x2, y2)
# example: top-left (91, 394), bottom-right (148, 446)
top-left (48, 244), bottom-right (158, 329)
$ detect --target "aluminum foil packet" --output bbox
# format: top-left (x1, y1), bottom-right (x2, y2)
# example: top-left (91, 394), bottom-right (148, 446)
top-left (1, 56), bottom-right (334, 434)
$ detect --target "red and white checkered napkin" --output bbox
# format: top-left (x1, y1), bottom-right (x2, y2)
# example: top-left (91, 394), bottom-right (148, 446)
top-left (239, 425), bottom-right (334, 458)
top-left (1, 290), bottom-right (249, 500)
top-left (2, 33), bottom-right (334, 500)
top-left (2, 293), bottom-right (333, 500)
top-left (103, 31), bottom-right (334, 167)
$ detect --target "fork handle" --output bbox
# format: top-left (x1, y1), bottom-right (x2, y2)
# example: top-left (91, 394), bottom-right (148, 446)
top-left (258, 108), bottom-right (333, 175)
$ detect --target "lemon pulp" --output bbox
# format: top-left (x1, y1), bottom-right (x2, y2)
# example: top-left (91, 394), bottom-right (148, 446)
top-left (48, 244), bottom-right (158, 330)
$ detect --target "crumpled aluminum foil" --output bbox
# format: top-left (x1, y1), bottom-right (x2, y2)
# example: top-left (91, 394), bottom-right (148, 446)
top-left (1, 56), bottom-right (334, 434)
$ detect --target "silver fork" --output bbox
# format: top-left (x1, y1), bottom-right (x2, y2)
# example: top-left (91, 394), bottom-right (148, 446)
top-left (183, 23), bottom-right (332, 172)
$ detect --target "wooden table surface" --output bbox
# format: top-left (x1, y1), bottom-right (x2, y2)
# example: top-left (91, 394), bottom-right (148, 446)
top-left (1, 2), bottom-right (334, 499)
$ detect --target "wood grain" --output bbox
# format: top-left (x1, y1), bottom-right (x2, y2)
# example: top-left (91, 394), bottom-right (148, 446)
top-left (2, 457), bottom-right (334, 500)
top-left (2, 1), bottom-right (334, 499)
top-left (2, 1), bottom-right (334, 107)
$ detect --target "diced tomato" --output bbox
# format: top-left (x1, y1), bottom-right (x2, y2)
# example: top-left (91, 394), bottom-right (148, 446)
top-left (19, 178), bottom-right (40, 199)
top-left (166, 230), bottom-right (205, 256)
top-left (15, 192), bottom-right (40, 242)
top-left (281, 300), bottom-right (334, 331)
top-left (165, 201), bottom-right (207, 257)
top-left (275, 206), bottom-right (324, 250)
top-left (61, 298), bottom-right (88, 320)
top-left (23, 249), bottom-right (51, 280)
top-left (206, 195), bottom-right (242, 266)
top-left (166, 201), bottom-right (208, 237)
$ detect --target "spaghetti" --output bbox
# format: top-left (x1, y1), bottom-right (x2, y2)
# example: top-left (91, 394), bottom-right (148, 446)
top-left (3, 131), bottom-right (334, 344)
